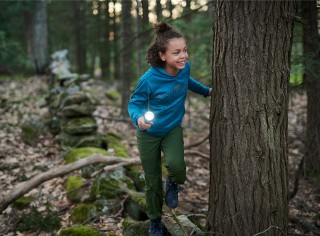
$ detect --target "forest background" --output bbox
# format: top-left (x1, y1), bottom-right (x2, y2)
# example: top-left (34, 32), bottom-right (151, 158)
top-left (0, 0), bottom-right (319, 235)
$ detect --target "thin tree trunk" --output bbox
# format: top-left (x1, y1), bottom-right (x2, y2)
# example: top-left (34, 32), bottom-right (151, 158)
top-left (24, 0), bottom-right (48, 74)
top-left (113, 0), bottom-right (120, 81)
top-left (100, 0), bottom-right (111, 80)
top-left (207, 1), bottom-right (295, 235)
top-left (156, 0), bottom-right (162, 22)
top-left (74, 0), bottom-right (86, 73)
top-left (302, 0), bottom-right (320, 177)
top-left (120, 0), bottom-right (133, 115)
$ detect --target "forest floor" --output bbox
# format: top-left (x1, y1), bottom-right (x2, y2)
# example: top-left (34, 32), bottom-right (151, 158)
top-left (0, 77), bottom-right (319, 236)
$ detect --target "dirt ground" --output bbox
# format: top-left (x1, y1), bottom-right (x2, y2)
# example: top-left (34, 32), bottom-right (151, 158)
top-left (0, 77), bottom-right (319, 235)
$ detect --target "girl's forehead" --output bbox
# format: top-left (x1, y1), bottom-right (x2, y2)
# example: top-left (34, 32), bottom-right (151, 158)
top-left (166, 38), bottom-right (187, 49)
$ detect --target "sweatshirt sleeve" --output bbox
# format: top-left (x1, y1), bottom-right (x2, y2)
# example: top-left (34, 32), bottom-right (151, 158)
top-left (188, 76), bottom-right (210, 97)
top-left (128, 77), bottom-right (149, 126)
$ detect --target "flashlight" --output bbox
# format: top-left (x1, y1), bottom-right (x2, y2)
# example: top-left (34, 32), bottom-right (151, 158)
top-left (144, 111), bottom-right (154, 124)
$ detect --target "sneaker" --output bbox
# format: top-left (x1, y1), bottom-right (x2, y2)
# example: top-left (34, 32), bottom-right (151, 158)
top-left (165, 177), bottom-right (181, 208)
top-left (148, 217), bottom-right (163, 236)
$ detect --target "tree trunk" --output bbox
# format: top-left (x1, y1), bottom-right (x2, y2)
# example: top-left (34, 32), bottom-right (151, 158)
top-left (74, 0), bottom-right (86, 73)
top-left (207, 1), bottom-right (295, 235)
top-left (156, 0), bottom-right (162, 22)
top-left (100, 1), bottom-right (111, 80)
top-left (24, 0), bottom-right (48, 74)
top-left (120, 0), bottom-right (133, 115)
top-left (302, 0), bottom-right (320, 177)
top-left (113, 0), bottom-right (120, 81)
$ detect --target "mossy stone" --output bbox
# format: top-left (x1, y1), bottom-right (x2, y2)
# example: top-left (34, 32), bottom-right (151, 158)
top-left (62, 117), bottom-right (97, 135)
top-left (63, 92), bottom-right (90, 106)
top-left (65, 147), bottom-right (108, 164)
top-left (59, 225), bottom-right (104, 236)
top-left (95, 199), bottom-right (122, 215)
top-left (126, 166), bottom-right (146, 192)
top-left (91, 168), bottom-right (136, 199)
top-left (103, 132), bottom-right (128, 157)
top-left (56, 132), bottom-right (103, 149)
top-left (66, 175), bottom-right (85, 202)
top-left (62, 103), bottom-right (96, 118)
top-left (122, 218), bottom-right (150, 236)
top-left (105, 89), bottom-right (120, 101)
top-left (13, 196), bottom-right (32, 209)
top-left (71, 203), bottom-right (97, 224)
top-left (21, 119), bottom-right (47, 146)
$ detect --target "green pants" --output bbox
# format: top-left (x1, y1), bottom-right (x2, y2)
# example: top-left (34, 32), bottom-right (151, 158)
top-left (136, 126), bottom-right (186, 220)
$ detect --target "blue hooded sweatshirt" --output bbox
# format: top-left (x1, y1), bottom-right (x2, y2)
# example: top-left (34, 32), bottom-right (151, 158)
top-left (128, 61), bottom-right (210, 137)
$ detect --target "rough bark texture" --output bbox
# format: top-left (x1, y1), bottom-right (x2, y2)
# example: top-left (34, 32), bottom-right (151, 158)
top-left (302, 0), bottom-right (320, 177)
top-left (207, 1), bottom-right (295, 235)
top-left (74, 0), bottom-right (86, 73)
top-left (25, 0), bottom-right (48, 74)
top-left (121, 0), bottom-right (133, 115)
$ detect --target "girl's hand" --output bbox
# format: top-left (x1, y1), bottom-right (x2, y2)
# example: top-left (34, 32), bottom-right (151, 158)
top-left (137, 116), bottom-right (153, 130)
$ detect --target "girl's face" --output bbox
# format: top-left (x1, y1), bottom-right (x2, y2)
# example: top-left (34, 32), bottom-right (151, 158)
top-left (159, 37), bottom-right (188, 76)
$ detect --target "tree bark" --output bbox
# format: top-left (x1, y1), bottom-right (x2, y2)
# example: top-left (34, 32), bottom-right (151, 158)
top-left (74, 0), bottom-right (86, 73)
top-left (113, 0), bottom-right (120, 80)
top-left (120, 0), bottom-right (133, 115)
top-left (156, 0), bottom-right (162, 22)
top-left (302, 0), bottom-right (320, 177)
top-left (207, 1), bottom-right (295, 235)
top-left (24, 0), bottom-right (48, 74)
top-left (100, 1), bottom-right (111, 80)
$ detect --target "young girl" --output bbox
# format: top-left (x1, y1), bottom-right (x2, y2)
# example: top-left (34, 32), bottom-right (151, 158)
top-left (128, 22), bottom-right (211, 236)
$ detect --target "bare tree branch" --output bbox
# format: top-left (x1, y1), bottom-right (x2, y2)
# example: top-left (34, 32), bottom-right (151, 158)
top-left (0, 154), bottom-right (140, 213)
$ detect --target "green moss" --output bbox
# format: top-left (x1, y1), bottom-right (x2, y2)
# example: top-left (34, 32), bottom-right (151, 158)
top-left (66, 175), bottom-right (85, 202)
top-left (62, 117), bottom-right (97, 135)
top-left (65, 147), bottom-right (108, 164)
top-left (21, 119), bottom-right (47, 146)
top-left (105, 89), bottom-right (120, 101)
top-left (122, 218), bottom-right (149, 236)
top-left (59, 226), bottom-right (104, 236)
top-left (13, 196), bottom-right (32, 209)
top-left (103, 132), bottom-right (128, 157)
top-left (91, 169), bottom-right (136, 199)
top-left (71, 203), bottom-right (97, 224)
top-left (126, 166), bottom-right (146, 192)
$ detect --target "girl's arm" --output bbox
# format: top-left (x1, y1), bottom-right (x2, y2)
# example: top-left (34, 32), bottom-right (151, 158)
top-left (188, 76), bottom-right (211, 97)
top-left (128, 78), bottom-right (149, 126)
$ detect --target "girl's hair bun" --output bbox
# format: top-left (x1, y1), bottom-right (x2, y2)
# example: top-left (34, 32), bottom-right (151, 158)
top-left (154, 22), bottom-right (172, 34)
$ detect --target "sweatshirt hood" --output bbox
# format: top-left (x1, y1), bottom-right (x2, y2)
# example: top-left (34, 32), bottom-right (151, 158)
top-left (148, 61), bottom-right (190, 79)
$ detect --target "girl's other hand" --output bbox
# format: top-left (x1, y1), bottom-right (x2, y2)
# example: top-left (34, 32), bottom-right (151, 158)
top-left (137, 116), bottom-right (153, 130)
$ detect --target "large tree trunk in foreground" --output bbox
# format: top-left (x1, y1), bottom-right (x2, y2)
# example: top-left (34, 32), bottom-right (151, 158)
top-left (207, 1), bottom-right (295, 235)
top-left (302, 0), bottom-right (320, 177)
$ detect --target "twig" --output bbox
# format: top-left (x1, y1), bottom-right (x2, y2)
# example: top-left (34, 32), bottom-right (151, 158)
top-left (170, 209), bottom-right (189, 236)
top-left (184, 134), bottom-right (209, 149)
top-left (184, 150), bottom-right (209, 159)
top-left (253, 225), bottom-right (285, 236)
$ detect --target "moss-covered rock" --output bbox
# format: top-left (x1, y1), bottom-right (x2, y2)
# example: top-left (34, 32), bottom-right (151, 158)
top-left (103, 132), bottom-right (128, 157)
top-left (62, 103), bottom-right (96, 118)
top-left (126, 166), bottom-right (146, 192)
top-left (62, 117), bottom-right (97, 135)
top-left (124, 199), bottom-right (148, 221)
top-left (65, 147), bottom-right (108, 164)
top-left (13, 196), bottom-right (32, 209)
top-left (71, 203), bottom-right (97, 224)
top-left (56, 132), bottom-right (104, 149)
top-left (66, 175), bottom-right (86, 202)
top-left (122, 218), bottom-right (150, 236)
top-left (21, 119), bottom-right (47, 146)
top-left (95, 199), bottom-right (122, 215)
top-left (105, 89), bottom-right (120, 101)
top-left (91, 168), bottom-right (136, 199)
top-left (59, 225), bottom-right (104, 236)
top-left (63, 92), bottom-right (90, 106)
